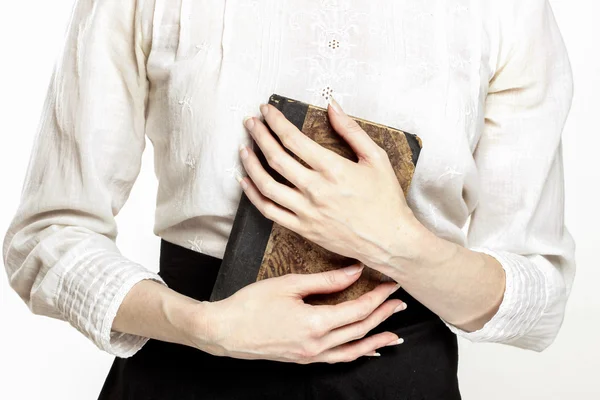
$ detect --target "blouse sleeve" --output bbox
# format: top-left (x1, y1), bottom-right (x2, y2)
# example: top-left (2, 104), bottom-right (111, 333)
top-left (443, 0), bottom-right (576, 351)
top-left (2, 0), bottom-right (166, 358)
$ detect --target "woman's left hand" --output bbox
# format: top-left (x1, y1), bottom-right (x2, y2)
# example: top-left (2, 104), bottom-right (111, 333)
top-left (237, 97), bottom-right (426, 274)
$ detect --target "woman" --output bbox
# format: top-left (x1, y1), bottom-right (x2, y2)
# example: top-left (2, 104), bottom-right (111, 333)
top-left (3, 0), bottom-right (575, 399)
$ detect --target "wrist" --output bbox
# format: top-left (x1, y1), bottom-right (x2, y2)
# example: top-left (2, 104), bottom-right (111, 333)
top-left (175, 299), bottom-right (220, 350)
top-left (375, 215), bottom-right (458, 282)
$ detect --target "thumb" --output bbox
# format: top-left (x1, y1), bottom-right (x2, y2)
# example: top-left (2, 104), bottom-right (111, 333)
top-left (287, 262), bottom-right (364, 297)
top-left (327, 95), bottom-right (382, 164)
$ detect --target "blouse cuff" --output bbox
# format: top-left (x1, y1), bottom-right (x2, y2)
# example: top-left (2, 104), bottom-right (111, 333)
top-left (101, 265), bottom-right (167, 358)
top-left (441, 247), bottom-right (548, 347)
top-left (51, 237), bottom-right (167, 358)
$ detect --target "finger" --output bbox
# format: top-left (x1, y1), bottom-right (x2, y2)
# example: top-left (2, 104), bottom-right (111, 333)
top-left (239, 143), bottom-right (311, 215)
top-left (319, 297), bottom-right (406, 351)
top-left (318, 281), bottom-right (401, 330)
top-left (259, 103), bottom-right (338, 172)
top-left (237, 174), bottom-right (303, 232)
top-left (312, 331), bottom-right (400, 364)
top-left (285, 263), bottom-right (365, 297)
top-left (243, 116), bottom-right (316, 191)
top-left (326, 95), bottom-right (384, 165)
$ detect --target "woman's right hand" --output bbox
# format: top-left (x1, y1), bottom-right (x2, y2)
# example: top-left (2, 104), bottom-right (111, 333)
top-left (187, 263), bottom-right (406, 364)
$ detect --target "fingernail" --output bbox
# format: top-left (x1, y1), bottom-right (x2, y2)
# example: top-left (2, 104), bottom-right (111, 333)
top-left (260, 104), bottom-right (269, 116)
top-left (328, 95), bottom-right (342, 115)
top-left (243, 116), bottom-right (254, 130)
top-left (236, 173), bottom-right (248, 189)
top-left (393, 302), bottom-right (407, 313)
top-left (385, 338), bottom-right (404, 346)
top-left (239, 143), bottom-right (248, 160)
top-left (343, 263), bottom-right (364, 275)
top-left (389, 283), bottom-right (401, 296)
top-left (365, 352), bottom-right (381, 357)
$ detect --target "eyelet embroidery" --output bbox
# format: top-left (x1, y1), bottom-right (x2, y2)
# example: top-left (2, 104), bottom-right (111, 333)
top-left (286, 0), bottom-right (377, 107)
top-left (321, 86), bottom-right (334, 100)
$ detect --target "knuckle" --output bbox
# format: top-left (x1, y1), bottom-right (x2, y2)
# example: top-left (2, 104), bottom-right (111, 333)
top-left (283, 273), bottom-right (300, 285)
top-left (373, 147), bottom-right (391, 165)
top-left (278, 273), bottom-right (298, 288)
top-left (368, 147), bottom-right (385, 163)
top-left (356, 298), bottom-right (375, 320)
top-left (277, 130), bottom-right (289, 144)
top-left (308, 187), bottom-right (328, 208)
top-left (261, 203), bottom-right (275, 219)
top-left (299, 342), bottom-right (321, 359)
top-left (344, 119), bottom-right (362, 133)
top-left (302, 224), bottom-right (318, 241)
top-left (305, 183), bottom-right (321, 199)
top-left (354, 307), bottom-right (370, 322)
top-left (322, 161), bottom-right (343, 182)
top-left (375, 146), bottom-right (388, 159)
top-left (306, 314), bottom-right (327, 337)
top-left (295, 173), bottom-right (315, 193)
top-left (294, 175), bottom-right (309, 191)
top-left (352, 321), bottom-right (369, 340)
top-left (267, 154), bottom-right (283, 171)
top-left (280, 132), bottom-right (298, 149)
top-left (343, 352), bottom-right (360, 363)
top-left (261, 180), bottom-right (275, 198)
top-left (376, 146), bottom-right (390, 160)
top-left (323, 272), bottom-right (338, 288)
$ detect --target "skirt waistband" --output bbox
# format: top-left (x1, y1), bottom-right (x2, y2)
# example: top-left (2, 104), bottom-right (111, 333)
top-left (158, 238), bottom-right (440, 331)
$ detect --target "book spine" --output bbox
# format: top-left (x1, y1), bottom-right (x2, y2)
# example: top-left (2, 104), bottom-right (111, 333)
top-left (209, 95), bottom-right (309, 302)
top-left (404, 132), bottom-right (422, 167)
top-left (209, 191), bottom-right (255, 302)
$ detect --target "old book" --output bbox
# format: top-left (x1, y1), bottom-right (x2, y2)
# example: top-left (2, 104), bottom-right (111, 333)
top-left (209, 93), bottom-right (422, 305)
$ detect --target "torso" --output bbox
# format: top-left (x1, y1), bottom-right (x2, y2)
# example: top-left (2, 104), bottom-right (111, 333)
top-left (144, 0), bottom-right (495, 260)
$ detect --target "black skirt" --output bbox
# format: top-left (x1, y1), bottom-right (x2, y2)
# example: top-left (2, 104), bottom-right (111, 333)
top-left (98, 239), bottom-right (461, 400)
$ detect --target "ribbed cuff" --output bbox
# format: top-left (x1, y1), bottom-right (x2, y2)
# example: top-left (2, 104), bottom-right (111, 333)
top-left (100, 264), bottom-right (166, 358)
top-left (52, 236), bottom-right (167, 358)
top-left (442, 247), bottom-right (548, 345)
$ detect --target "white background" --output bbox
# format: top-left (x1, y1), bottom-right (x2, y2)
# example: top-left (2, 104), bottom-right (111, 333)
top-left (0, 1), bottom-right (597, 399)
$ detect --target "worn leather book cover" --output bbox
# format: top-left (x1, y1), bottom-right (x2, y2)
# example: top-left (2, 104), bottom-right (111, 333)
top-left (209, 93), bottom-right (422, 305)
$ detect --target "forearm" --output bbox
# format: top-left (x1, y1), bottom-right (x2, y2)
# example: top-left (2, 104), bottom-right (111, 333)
top-left (112, 279), bottom-right (214, 349)
top-left (368, 220), bottom-right (506, 332)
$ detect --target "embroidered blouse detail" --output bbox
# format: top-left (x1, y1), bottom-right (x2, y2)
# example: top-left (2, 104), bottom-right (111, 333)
top-left (2, 0), bottom-right (575, 358)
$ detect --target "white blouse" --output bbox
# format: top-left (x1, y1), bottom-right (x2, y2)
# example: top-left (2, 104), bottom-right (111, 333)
top-left (3, 0), bottom-right (575, 358)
